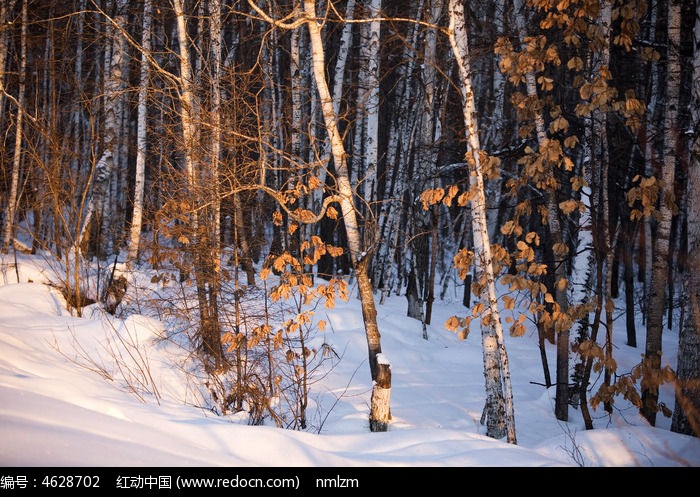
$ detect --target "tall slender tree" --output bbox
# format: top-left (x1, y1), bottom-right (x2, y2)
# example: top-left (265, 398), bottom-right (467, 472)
top-left (447, 0), bottom-right (516, 443)
top-left (248, 0), bottom-right (391, 431)
top-left (127, 0), bottom-right (153, 266)
top-left (1, 0), bottom-right (26, 254)
top-left (510, 0), bottom-right (572, 422)
top-left (0, 0), bottom-right (18, 125)
top-left (670, 0), bottom-right (700, 437)
top-left (173, 0), bottom-right (225, 371)
top-left (642, 0), bottom-right (682, 426)
top-left (78, 0), bottom-right (128, 256)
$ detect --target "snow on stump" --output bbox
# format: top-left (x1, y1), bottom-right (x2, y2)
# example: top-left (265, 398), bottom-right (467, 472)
top-left (369, 353), bottom-right (391, 432)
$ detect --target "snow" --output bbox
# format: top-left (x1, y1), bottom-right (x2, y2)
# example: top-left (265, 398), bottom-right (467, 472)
top-left (375, 352), bottom-right (390, 366)
top-left (1, 253), bottom-right (699, 470)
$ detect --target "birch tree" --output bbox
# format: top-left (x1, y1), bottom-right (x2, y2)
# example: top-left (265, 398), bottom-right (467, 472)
top-left (356, 0), bottom-right (381, 218)
top-left (417, 0), bottom-right (443, 329)
top-left (373, 0), bottom-right (424, 303)
top-left (303, 0), bottom-right (390, 432)
top-left (249, 0), bottom-right (391, 431)
top-left (1, 0), bottom-right (26, 254)
top-left (445, 0), bottom-right (516, 443)
top-left (641, 0), bottom-right (682, 426)
top-left (78, 0), bottom-right (128, 255)
top-left (0, 0), bottom-right (18, 125)
top-left (173, 0), bottom-right (225, 371)
top-left (127, 0), bottom-right (153, 265)
top-left (507, 0), bottom-right (573, 422)
top-left (670, 0), bottom-right (700, 437)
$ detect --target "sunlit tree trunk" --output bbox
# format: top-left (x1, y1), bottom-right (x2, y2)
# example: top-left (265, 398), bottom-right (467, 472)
top-left (642, 0), bottom-right (681, 427)
top-left (302, 0), bottom-right (390, 432)
top-left (448, 0), bottom-right (516, 443)
top-left (313, 0), bottom-right (354, 216)
top-left (78, 0), bottom-right (127, 255)
top-left (127, 0), bottom-right (153, 266)
top-left (209, 0), bottom-right (223, 283)
top-left (1, 0), bottom-right (26, 254)
top-left (361, 0), bottom-right (380, 218)
top-left (0, 0), bottom-right (17, 125)
top-left (173, 0), bottom-right (224, 371)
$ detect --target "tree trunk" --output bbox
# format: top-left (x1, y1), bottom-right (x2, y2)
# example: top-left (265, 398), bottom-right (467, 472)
top-left (670, 0), bottom-right (700, 437)
top-left (588, 0), bottom-right (614, 415)
top-left (302, 0), bottom-right (390, 432)
top-left (374, 0), bottom-right (423, 300)
top-left (623, 217), bottom-right (637, 347)
top-left (314, 0), bottom-right (355, 216)
top-left (361, 0), bottom-right (381, 226)
top-left (448, 0), bottom-right (516, 444)
top-left (0, 0), bottom-right (18, 128)
top-left (173, 0), bottom-right (224, 371)
top-left (127, 0), bottom-right (153, 266)
top-left (1, 0), bottom-right (26, 254)
top-left (641, 0), bottom-right (681, 426)
top-left (419, 0), bottom-right (443, 327)
top-left (78, 0), bottom-right (127, 255)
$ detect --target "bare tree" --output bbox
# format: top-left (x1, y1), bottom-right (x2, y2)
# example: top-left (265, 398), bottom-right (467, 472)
top-left (642, 0), bottom-right (682, 426)
top-left (78, 0), bottom-right (128, 256)
top-left (172, 0), bottom-right (225, 371)
top-left (447, 0), bottom-right (516, 443)
top-left (1, 0), bottom-right (26, 253)
top-left (127, 0), bottom-right (153, 266)
top-left (0, 0), bottom-right (18, 125)
top-left (671, 0), bottom-right (700, 437)
top-left (248, 0), bottom-right (392, 432)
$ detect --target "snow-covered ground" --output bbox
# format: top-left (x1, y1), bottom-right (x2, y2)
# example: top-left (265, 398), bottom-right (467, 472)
top-left (1, 253), bottom-right (698, 468)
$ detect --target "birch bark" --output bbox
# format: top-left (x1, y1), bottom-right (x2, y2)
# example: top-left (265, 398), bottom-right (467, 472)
top-left (448, 0), bottom-right (516, 443)
top-left (127, 0), bottom-right (153, 265)
top-left (671, 0), bottom-right (700, 436)
top-left (1, 0), bottom-right (26, 253)
top-left (642, 0), bottom-right (682, 426)
top-left (302, 0), bottom-right (390, 431)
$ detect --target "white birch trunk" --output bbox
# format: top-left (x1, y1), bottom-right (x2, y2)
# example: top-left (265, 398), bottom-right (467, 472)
top-left (303, 0), bottom-right (390, 432)
top-left (70, 0), bottom-right (86, 174)
top-left (173, 0), bottom-right (224, 370)
top-left (375, 0), bottom-right (424, 298)
top-left (592, 1), bottom-right (614, 409)
top-left (419, 0), bottom-right (443, 326)
top-left (448, 0), bottom-right (516, 443)
top-left (0, 0), bottom-right (17, 125)
top-left (210, 0), bottom-right (223, 280)
top-left (313, 0), bottom-right (355, 209)
top-left (1, 0), bottom-right (26, 254)
top-left (485, 0), bottom-right (505, 242)
top-left (102, 0), bottom-right (129, 256)
top-left (173, 0), bottom-right (198, 192)
top-left (127, 0), bottom-right (153, 265)
top-left (78, 0), bottom-right (127, 253)
top-left (671, 0), bottom-right (700, 435)
top-left (643, 2), bottom-right (660, 325)
top-left (362, 0), bottom-right (380, 212)
top-left (642, 0), bottom-right (682, 426)
top-left (291, 28), bottom-right (304, 166)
